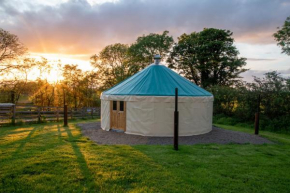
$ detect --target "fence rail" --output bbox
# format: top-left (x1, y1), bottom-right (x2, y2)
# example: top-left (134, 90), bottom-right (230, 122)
top-left (0, 105), bottom-right (100, 125)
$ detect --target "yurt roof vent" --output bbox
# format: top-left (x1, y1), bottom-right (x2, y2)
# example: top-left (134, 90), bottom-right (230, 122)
top-left (154, 54), bottom-right (161, 65)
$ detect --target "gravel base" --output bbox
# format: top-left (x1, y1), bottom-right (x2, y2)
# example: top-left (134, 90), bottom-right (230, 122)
top-left (77, 122), bottom-right (273, 145)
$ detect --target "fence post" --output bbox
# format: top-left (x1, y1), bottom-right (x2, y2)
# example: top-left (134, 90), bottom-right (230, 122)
top-left (82, 107), bottom-right (85, 119)
top-left (11, 105), bottom-right (16, 125)
top-left (254, 94), bottom-right (261, 135)
top-left (38, 107), bottom-right (41, 123)
top-left (97, 107), bottom-right (100, 117)
top-left (56, 107), bottom-right (59, 122)
top-left (70, 108), bottom-right (73, 120)
top-left (11, 91), bottom-right (15, 104)
top-left (254, 113), bottom-right (259, 135)
top-left (91, 108), bottom-right (93, 119)
top-left (64, 105), bottom-right (68, 126)
top-left (174, 88), bottom-right (179, 151)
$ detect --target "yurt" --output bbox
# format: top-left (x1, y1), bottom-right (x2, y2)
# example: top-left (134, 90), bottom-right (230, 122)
top-left (100, 55), bottom-right (214, 136)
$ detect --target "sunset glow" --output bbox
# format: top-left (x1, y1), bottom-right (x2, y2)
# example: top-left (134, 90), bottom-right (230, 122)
top-left (1, 0), bottom-right (290, 82)
top-left (31, 53), bottom-right (93, 70)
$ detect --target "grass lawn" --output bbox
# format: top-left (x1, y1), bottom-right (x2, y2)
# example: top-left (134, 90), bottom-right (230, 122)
top-left (0, 121), bottom-right (290, 193)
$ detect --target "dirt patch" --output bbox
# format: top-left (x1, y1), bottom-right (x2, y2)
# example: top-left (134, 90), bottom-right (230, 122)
top-left (77, 122), bottom-right (273, 145)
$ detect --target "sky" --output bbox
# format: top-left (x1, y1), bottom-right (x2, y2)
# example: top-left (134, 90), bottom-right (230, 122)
top-left (1, 0), bottom-right (290, 81)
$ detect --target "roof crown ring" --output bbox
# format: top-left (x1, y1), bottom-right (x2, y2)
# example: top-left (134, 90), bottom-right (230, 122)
top-left (154, 54), bottom-right (161, 65)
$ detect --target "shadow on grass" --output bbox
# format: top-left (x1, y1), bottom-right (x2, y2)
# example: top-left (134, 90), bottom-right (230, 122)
top-left (12, 126), bottom-right (40, 157)
top-left (57, 124), bottom-right (66, 143)
top-left (0, 129), bottom-right (33, 137)
top-left (63, 125), bottom-right (98, 190)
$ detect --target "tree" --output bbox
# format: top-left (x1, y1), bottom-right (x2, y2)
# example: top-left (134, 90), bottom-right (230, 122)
top-left (128, 31), bottom-right (174, 68)
top-left (0, 28), bottom-right (27, 73)
top-left (30, 80), bottom-right (56, 106)
top-left (31, 57), bottom-right (53, 106)
top-left (62, 64), bottom-right (83, 108)
top-left (274, 16), bottom-right (290, 55)
top-left (80, 71), bottom-right (100, 107)
top-left (18, 58), bottom-right (37, 82)
top-left (7, 58), bottom-right (38, 102)
top-left (168, 28), bottom-right (247, 88)
top-left (36, 57), bottom-right (51, 80)
top-left (250, 71), bottom-right (288, 93)
top-left (0, 57), bottom-right (41, 103)
top-left (91, 43), bottom-right (138, 89)
top-left (209, 71), bottom-right (290, 132)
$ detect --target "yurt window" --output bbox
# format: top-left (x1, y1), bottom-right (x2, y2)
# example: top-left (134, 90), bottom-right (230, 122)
top-left (113, 101), bottom-right (117, 110)
top-left (120, 101), bottom-right (124, 111)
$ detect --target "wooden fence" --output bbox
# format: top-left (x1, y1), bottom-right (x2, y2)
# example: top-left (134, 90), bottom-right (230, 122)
top-left (0, 104), bottom-right (100, 125)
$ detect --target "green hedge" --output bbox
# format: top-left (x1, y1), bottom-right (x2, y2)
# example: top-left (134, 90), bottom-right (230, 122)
top-left (210, 71), bottom-right (290, 132)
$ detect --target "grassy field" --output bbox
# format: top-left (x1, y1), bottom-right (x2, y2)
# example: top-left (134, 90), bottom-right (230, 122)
top-left (0, 121), bottom-right (290, 192)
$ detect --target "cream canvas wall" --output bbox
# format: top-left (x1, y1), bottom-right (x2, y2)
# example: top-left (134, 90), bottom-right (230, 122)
top-left (101, 96), bottom-right (213, 136)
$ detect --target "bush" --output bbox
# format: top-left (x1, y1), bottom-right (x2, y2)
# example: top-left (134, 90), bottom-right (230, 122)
top-left (260, 116), bottom-right (290, 133)
top-left (209, 71), bottom-right (290, 133)
top-left (213, 114), bottom-right (252, 127)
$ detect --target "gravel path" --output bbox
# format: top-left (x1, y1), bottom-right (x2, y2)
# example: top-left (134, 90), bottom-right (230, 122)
top-left (77, 122), bottom-right (273, 145)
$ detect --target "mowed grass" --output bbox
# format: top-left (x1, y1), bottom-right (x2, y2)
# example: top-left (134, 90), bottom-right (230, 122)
top-left (0, 121), bottom-right (290, 193)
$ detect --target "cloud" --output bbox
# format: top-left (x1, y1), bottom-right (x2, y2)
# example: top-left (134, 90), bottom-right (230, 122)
top-left (241, 68), bottom-right (290, 82)
top-left (247, 58), bottom-right (277, 61)
top-left (0, 0), bottom-right (289, 55)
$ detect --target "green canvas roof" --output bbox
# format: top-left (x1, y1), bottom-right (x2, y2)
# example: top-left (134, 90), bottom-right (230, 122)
top-left (103, 64), bottom-right (212, 97)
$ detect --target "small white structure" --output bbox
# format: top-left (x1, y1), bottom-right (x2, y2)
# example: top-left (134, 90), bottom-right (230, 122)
top-left (0, 103), bottom-right (14, 107)
top-left (100, 55), bottom-right (214, 136)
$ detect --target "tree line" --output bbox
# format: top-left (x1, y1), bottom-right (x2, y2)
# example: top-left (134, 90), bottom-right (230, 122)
top-left (1, 16), bottom-right (290, 131)
top-left (210, 16), bottom-right (290, 132)
top-left (0, 32), bottom-right (99, 108)
top-left (2, 28), bottom-right (247, 107)
top-left (0, 63), bottom-right (99, 108)
top-left (210, 71), bottom-right (290, 132)
top-left (92, 29), bottom-right (247, 89)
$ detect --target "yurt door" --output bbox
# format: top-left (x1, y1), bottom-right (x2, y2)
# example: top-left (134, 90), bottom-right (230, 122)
top-left (110, 101), bottom-right (126, 131)
top-left (117, 101), bottom-right (126, 130)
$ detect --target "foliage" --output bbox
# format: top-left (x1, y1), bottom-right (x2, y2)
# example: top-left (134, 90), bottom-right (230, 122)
top-left (0, 121), bottom-right (290, 192)
top-left (0, 28), bottom-right (27, 74)
top-left (128, 31), bottom-right (174, 69)
top-left (62, 64), bottom-right (84, 108)
top-left (168, 28), bottom-right (247, 88)
top-left (0, 58), bottom-right (100, 108)
top-left (274, 16), bottom-right (290, 55)
top-left (55, 65), bottom-right (99, 108)
top-left (59, 66), bottom-right (100, 108)
top-left (210, 71), bottom-right (290, 132)
top-left (0, 81), bottom-right (38, 104)
top-left (0, 57), bottom-right (41, 103)
top-left (18, 58), bottom-right (38, 81)
top-left (0, 28), bottom-right (101, 108)
top-left (90, 32), bottom-right (174, 89)
top-left (30, 80), bottom-right (61, 107)
top-left (91, 43), bottom-right (139, 89)
top-left (35, 57), bottom-right (51, 78)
